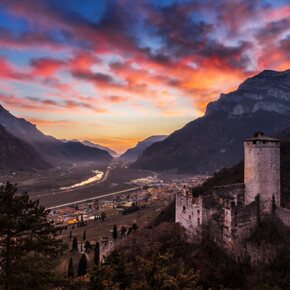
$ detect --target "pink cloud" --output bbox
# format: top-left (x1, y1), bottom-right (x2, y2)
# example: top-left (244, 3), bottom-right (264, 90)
top-left (30, 58), bottom-right (65, 78)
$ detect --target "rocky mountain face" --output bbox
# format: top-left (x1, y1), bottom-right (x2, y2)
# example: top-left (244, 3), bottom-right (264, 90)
top-left (0, 105), bottom-right (113, 165)
top-left (133, 69), bottom-right (290, 174)
top-left (119, 135), bottom-right (168, 162)
top-left (62, 139), bottom-right (117, 157)
top-left (0, 124), bottom-right (50, 171)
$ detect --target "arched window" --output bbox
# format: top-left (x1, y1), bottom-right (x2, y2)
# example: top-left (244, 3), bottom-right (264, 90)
top-left (183, 206), bottom-right (186, 213)
top-left (197, 209), bottom-right (200, 216)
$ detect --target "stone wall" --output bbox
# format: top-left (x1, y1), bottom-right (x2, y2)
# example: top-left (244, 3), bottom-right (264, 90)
top-left (214, 183), bottom-right (245, 206)
top-left (233, 202), bottom-right (258, 240)
top-left (175, 193), bottom-right (202, 234)
top-left (99, 236), bottom-right (115, 262)
top-left (276, 206), bottom-right (290, 227)
top-left (244, 140), bottom-right (280, 212)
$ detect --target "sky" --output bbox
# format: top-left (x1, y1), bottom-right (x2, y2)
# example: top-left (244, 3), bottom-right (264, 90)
top-left (0, 0), bottom-right (289, 153)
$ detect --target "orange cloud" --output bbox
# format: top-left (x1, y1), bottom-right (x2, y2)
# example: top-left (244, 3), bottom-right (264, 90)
top-left (25, 117), bottom-right (105, 128)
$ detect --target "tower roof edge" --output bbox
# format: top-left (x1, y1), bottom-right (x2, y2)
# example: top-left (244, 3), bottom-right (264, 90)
top-left (244, 135), bottom-right (280, 142)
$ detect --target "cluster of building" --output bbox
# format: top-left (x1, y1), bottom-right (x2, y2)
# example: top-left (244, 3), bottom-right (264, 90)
top-left (48, 174), bottom-right (208, 225)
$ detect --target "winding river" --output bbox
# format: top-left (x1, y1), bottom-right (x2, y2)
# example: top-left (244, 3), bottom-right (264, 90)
top-left (60, 170), bottom-right (104, 190)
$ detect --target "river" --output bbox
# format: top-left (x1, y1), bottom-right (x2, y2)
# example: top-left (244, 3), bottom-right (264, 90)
top-left (60, 170), bottom-right (104, 190)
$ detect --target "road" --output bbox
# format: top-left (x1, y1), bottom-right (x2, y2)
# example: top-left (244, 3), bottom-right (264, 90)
top-left (47, 187), bottom-right (141, 210)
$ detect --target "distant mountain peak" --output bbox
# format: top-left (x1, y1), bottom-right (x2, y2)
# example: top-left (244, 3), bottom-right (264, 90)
top-left (59, 139), bottom-right (117, 156)
top-left (120, 135), bottom-right (168, 162)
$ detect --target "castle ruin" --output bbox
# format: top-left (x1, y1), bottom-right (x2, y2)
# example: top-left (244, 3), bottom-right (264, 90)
top-left (175, 132), bottom-right (290, 262)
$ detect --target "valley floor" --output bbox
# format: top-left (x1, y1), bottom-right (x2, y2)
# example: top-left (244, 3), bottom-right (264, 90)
top-left (0, 161), bottom-right (154, 207)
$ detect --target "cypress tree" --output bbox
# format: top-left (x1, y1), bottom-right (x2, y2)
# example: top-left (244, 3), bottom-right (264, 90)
top-left (72, 237), bottom-right (78, 251)
top-left (68, 257), bottom-right (74, 278)
top-left (94, 242), bottom-right (100, 265)
top-left (78, 254), bottom-right (88, 276)
top-left (113, 225), bottom-right (117, 240)
top-left (81, 214), bottom-right (84, 227)
top-left (84, 240), bottom-right (92, 253)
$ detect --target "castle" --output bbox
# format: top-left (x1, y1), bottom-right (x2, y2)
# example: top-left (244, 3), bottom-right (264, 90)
top-left (175, 132), bottom-right (290, 247)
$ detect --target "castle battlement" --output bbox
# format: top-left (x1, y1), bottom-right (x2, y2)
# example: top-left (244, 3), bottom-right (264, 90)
top-left (175, 132), bottom-right (289, 247)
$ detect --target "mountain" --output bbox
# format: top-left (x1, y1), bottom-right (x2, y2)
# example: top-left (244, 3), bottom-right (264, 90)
top-left (0, 124), bottom-right (50, 171)
top-left (0, 105), bottom-right (113, 164)
top-left (119, 135), bottom-right (168, 162)
top-left (133, 69), bottom-right (290, 173)
top-left (61, 139), bottom-right (117, 156)
top-left (80, 140), bottom-right (117, 156)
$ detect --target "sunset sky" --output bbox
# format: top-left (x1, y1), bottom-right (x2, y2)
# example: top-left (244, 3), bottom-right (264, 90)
top-left (0, 0), bottom-right (289, 153)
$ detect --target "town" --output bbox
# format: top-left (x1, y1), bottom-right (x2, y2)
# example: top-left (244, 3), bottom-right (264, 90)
top-left (48, 174), bottom-right (208, 228)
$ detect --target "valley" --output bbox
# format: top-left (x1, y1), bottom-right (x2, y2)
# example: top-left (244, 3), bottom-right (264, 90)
top-left (0, 161), bottom-right (154, 208)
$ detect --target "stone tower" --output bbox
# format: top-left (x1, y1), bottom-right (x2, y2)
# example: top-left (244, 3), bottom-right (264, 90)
top-left (244, 132), bottom-right (281, 213)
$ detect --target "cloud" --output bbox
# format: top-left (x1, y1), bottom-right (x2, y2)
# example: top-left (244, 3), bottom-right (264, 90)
top-left (105, 95), bottom-right (130, 103)
top-left (254, 18), bottom-right (290, 45)
top-left (0, 26), bottom-right (66, 51)
top-left (25, 117), bottom-right (104, 128)
top-left (0, 0), bottom-right (289, 119)
top-left (30, 58), bottom-right (66, 78)
top-left (0, 93), bottom-right (108, 114)
top-left (0, 56), bottom-right (32, 81)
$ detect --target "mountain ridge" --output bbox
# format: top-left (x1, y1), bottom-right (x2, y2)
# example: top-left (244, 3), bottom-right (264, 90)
top-left (132, 69), bottom-right (290, 173)
top-left (119, 135), bottom-right (168, 162)
top-left (0, 124), bottom-right (50, 171)
top-left (0, 105), bottom-right (113, 165)
top-left (61, 139), bottom-right (117, 156)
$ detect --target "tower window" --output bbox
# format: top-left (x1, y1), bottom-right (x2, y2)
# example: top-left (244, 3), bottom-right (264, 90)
top-left (198, 218), bottom-right (200, 226)
top-left (189, 215), bottom-right (191, 220)
top-left (183, 206), bottom-right (186, 213)
top-left (197, 209), bottom-right (200, 216)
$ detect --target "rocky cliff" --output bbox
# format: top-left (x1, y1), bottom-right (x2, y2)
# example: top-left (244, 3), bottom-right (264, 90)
top-left (133, 70), bottom-right (290, 173)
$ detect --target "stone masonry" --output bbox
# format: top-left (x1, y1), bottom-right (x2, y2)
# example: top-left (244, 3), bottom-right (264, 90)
top-left (175, 132), bottom-right (289, 248)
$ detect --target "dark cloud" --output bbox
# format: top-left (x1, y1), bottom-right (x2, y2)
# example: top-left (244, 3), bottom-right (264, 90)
top-left (254, 18), bottom-right (290, 44)
top-left (72, 70), bottom-right (114, 84)
top-left (279, 35), bottom-right (290, 55)
top-left (0, 26), bottom-right (65, 50)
